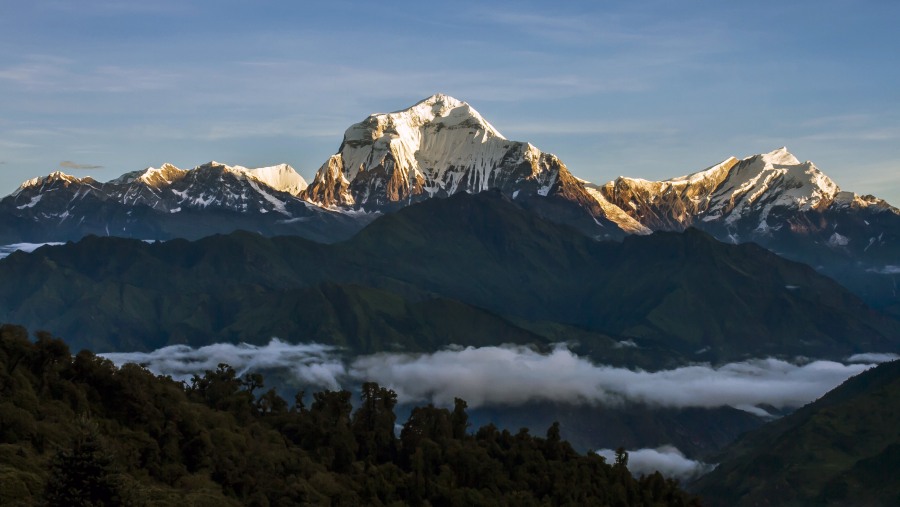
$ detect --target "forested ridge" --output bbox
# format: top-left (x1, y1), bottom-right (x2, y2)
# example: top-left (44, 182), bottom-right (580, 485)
top-left (0, 324), bottom-right (700, 506)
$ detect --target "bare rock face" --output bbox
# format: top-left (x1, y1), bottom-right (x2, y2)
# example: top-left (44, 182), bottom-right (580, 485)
top-left (302, 94), bottom-right (633, 237)
top-left (305, 155), bottom-right (354, 208)
top-left (600, 157), bottom-right (738, 231)
top-left (598, 147), bottom-right (887, 240)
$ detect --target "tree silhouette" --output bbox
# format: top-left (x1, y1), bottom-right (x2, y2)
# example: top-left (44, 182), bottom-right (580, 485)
top-left (43, 416), bottom-right (124, 507)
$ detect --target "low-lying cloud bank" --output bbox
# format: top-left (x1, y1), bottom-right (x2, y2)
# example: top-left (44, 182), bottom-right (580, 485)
top-left (350, 345), bottom-right (873, 410)
top-left (596, 446), bottom-right (715, 480)
top-left (102, 341), bottom-right (886, 412)
top-left (847, 352), bottom-right (899, 364)
top-left (0, 242), bottom-right (64, 259)
top-left (102, 339), bottom-right (346, 390)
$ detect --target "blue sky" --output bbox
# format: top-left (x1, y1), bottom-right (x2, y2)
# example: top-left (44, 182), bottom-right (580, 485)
top-left (1, 0), bottom-right (899, 203)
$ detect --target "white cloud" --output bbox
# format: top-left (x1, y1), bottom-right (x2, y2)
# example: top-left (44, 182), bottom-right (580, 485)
top-left (867, 266), bottom-right (900, 275)
top-left (350, 345), bottom-right (873, 410)
top-left (101, 339), bottom-right (346, 390)
top-left (103, 340), bottom-right (883, 414)
top-left (596, 445), bottom-right (715, 480)
top-left (847, 353), bottom-right (899, 364)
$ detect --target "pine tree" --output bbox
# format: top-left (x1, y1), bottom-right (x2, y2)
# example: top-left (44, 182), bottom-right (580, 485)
top-left (43, 417), bottom-right (124, 507)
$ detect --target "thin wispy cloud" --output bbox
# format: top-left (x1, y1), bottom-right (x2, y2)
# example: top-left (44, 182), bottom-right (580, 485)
top-left (203, 123), bottom-right (346, 142)
top-left (0, 55), bottom-right (182, 95)
top-left (753, 112), bottom-right (900, 149)
top-left (0, 55), bottom-right (73, 87)
top-left (60, 160), bottom-right (103, 170)
top-left (41, 0), bottom-right (190, 16)
top-left (479, 10), bottom-right (610, 45)
top-left (0, 140), bottom-right (37, 150)
top-left (505, 119), bottom-right (680, 137)
top-left (474, 4), bottom-right (733, 60)
top-left (848, 353), bottom-right (899, 364)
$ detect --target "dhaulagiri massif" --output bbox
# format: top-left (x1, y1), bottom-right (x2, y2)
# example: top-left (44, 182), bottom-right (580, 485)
top-left (3, 94), bottom-right (898, 313)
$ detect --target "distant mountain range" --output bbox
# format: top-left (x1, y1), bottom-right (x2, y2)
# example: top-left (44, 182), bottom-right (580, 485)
top-left (2, 94), bottom-right (898, 313)
top-left (1, 191), bottom-right (896, 363)
top-left (2, 189), bottom-right (896, 459)
top-left (0, 161), bottom-right (366, 244)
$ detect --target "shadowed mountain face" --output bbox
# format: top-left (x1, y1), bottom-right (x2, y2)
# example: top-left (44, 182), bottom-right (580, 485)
top-left (0, 191), bottom-right (896, 364)
top-left (693, 359), bottom-right (900, 507)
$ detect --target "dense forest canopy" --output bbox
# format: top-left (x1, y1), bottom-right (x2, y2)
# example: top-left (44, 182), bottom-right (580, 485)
top-left (0, 324), bottom-right (699, 506)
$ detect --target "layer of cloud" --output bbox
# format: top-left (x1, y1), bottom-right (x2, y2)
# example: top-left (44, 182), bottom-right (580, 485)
top-left (350, 345), bottom-right (872, 410)
top-left (0, 242), bottom-right (63, 259)
top-left (101, 339), bottom-right (346, 390)
top-left (596, 446), bottom-right (715, 480)
top-left (847, 353), bottom-right (899, 364)
top-left (101, 341), bottom-right (882, 413)
top-left (60, 160), bottom-right (103, 170)
top-left (868, 265), bottom-right (900, 275)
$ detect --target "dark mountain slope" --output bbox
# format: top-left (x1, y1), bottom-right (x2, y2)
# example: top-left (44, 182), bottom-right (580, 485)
top-left (339, 192), bottom-right (899, 360)
top-left (588, 228), bottom-right (895, 361)
top-left (693, 360), bottom-right (900, 506)
top-left (0, 191), bottom-right (896, 362)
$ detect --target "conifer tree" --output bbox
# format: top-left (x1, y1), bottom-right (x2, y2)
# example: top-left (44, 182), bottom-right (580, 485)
top-left (43, 416), bottom-right (124, 507)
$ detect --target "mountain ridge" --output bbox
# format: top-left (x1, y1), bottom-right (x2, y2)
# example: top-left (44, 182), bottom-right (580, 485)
top-left (5, 96), bottom-right (896, 245)
top-left (2, 94), bottom-right (899, 314)
top-left (1, 191), bottom-right (897, 363)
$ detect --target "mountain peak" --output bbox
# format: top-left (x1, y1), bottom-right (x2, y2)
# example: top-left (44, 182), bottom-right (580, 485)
top-left (409, 92), bottom-right (465, 110)
top-left (241, 163), bottom-right (308, 195)
top-left (108, 163), bottom-right (185, 186)
top-left (758, 146), bottom-right (801, 166)
top-left (12, 170), bottom-right (82, 196)
top-left (733, 147), bottom-right (839, 204)
top-left (139, 163), bottom-right (187, 186)
top-left (307, 94), bottom-right (520, 208)
top-left (374, 93), bottom-right (505, 140)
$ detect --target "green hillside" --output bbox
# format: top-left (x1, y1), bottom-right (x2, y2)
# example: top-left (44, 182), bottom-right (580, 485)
top-left (693, 360), bottom-right (900, 506)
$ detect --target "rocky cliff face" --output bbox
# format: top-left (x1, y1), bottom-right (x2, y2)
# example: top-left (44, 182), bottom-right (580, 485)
top-left (599, 147), bottom-right (897, 241)
top-left (302, 94), bottom-right (633, 237)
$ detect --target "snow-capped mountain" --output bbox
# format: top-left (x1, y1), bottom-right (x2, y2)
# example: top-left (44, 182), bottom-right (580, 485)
top-left (2, 94), bottom-right (899, 314)
top-left (303, 93), bottom-right (632, 237)
top-left (103, 161), bottom-right (310, 215)
top-left (601, 147), bottom-right (897, 244)
top-left (601, 147), bottom-right (900, 315)
top-left (0, 161), bottom-right (364, 244)
top-left (600, 147), bottom-right (856, 235)
top-left (9, 161), bottom-right (312, 217)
